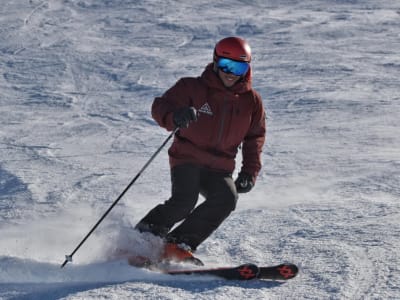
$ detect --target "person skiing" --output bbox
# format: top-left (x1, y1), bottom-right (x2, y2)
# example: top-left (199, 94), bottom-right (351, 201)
top-left (135, 36), bottom-right (266, 265)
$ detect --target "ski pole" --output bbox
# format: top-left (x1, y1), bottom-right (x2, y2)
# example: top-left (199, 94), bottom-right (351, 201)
top-left (61, 127), bottom-right (179, 268)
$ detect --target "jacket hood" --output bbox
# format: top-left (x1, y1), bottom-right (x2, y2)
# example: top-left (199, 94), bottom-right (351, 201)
top-left (200, 63), bottom-right (253, 94)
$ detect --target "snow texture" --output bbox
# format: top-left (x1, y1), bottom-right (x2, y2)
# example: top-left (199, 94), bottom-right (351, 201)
top-left (1, 0), bottom-right (399, 299)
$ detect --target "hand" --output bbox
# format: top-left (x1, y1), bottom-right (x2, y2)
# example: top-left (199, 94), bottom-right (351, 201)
top-left (173, 107), bottom-right (198, 128)
top-left (235, 172), bottom-right (254, 193)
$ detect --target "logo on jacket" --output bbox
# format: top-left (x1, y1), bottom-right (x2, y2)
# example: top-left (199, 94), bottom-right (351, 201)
top-left (198, 102), bottom-right (213, 116)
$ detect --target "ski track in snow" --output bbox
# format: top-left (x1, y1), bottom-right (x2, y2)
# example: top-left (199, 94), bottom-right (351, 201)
top-left (1, 0), bottom-right (400, 299)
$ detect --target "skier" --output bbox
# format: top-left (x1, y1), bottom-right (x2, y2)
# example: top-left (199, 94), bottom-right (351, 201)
top-left (135, 36), bottom-right (266, 264)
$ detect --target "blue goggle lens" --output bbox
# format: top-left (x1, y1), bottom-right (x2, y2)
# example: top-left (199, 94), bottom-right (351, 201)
top-left (217, 57), bottom-right (249, 76)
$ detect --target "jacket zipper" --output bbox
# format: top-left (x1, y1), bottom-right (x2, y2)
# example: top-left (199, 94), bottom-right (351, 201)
top-left (208, 95), bottom-right (229, 168)
top-left (216, 95), bottom-right (228, 147)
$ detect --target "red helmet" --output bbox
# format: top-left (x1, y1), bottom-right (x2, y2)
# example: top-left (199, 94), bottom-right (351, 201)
top-left (214, 37), bottom-right (252, 63)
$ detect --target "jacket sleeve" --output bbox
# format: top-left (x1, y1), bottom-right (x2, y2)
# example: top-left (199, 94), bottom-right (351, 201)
top-left (151, 78), bottom-right (192, 131)
top-left (241, 91), bottom-right (266, 182)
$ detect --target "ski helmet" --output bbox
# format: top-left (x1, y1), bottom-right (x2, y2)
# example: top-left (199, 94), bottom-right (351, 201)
top-left (214, 37), bottom-right (251, 63)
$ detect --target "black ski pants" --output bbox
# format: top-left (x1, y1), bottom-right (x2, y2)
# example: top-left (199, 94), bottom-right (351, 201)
top-left (136, 164), bottom-right (238, 250)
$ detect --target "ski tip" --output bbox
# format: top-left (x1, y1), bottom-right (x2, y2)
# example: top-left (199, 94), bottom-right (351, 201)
top-left (258, 263), bottom-right (299, 280)
top-left (281, 263), bottom-right (299, 278)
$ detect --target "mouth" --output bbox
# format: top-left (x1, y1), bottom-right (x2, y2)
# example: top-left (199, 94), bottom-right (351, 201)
top-left (224, 73), bottom-right (239, 81)
top-left (217, 69), bottom-right (240, 87)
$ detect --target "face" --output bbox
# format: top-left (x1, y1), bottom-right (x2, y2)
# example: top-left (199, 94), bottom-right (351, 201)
top-left (217, 69), bottom-right (241, 88)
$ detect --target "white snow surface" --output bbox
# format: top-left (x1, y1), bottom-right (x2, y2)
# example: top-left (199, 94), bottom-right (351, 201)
top-left (1, 0), bottom-right (399, 299)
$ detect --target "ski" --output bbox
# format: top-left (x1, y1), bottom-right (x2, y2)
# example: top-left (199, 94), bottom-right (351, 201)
top-left (122, 251), bottom-right (298, 281)
top-left (165, 263), bottom-right (298, 281)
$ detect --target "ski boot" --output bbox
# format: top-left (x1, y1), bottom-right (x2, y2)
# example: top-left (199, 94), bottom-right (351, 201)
top-left (161, 243), bottom-right (204, 266)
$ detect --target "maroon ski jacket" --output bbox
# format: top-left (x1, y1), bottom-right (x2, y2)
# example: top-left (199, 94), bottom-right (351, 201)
top-left (152, 64), bottom-right (266, 182)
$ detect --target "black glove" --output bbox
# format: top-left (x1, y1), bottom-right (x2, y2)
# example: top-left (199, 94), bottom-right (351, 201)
top-left (235, 172), bottom-right (254, 193)
top-left (173, 107), bottom-right (198, 128)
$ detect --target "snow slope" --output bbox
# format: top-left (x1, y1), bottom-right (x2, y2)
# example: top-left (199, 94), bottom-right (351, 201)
top-left (1, 0), bottom-right (399, 299)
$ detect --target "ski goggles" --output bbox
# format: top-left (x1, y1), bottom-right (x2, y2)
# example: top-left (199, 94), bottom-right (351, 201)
top-left (217, 57), bottom-right (250, 76)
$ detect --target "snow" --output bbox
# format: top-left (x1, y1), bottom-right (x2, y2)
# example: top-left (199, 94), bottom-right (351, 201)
top-left (1, 0), bottom-right (400, 299)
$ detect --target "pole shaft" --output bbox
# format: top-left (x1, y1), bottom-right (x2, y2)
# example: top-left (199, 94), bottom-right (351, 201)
top-left (61, 128), bottom-right (178, 268)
